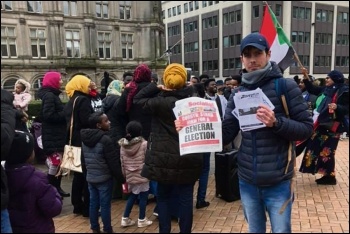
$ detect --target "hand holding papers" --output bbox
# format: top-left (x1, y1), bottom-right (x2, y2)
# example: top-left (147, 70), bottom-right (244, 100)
top-left (173, 97), bottom-right (223, 156)
top-left (233, 88), bottom-right (274, 131)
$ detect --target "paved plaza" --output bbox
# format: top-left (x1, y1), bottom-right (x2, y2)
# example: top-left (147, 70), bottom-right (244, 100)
top-left (37, 139), bottom-right (349, 233)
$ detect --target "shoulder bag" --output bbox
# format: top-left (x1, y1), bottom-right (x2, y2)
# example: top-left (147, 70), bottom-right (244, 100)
top-left (57, 97), bottom-right (82, 175)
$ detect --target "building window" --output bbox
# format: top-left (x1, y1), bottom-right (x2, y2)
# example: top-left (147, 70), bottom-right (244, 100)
top-left (229, 58), bottom-right (234, 69)
top-left (194, 1), bottom-right (199, 10)
top-left (27, 1), bottom-right (42, 13)
top-left (202, 1), bottom-right (207, 8)
top-left (65, 30), bottom-right (80, 58)
top-left (172, 6), bottom-right (176, 16)
top-left (1, 1), bottom-right (12, 10)
top-left (121, 33), bottom-right (133, 59)
top-left (213, 38), bottom-right (218, 48)
top-left (1, 26), bottom-right (17, 58)
top-left (337, 12), bottom-right (349, 23)
top-left (30, 28), bottom-right (46, 58)
top-left (235, 58), bottom-right (241, 68)
top-left (177, 5), bottom-right (181, 15)
top-left (98, 32), bottom-right (111, 59)
top-left (96, 1), bottom-right (108, 18)
top-left (223, 13), bottom-right (229, 25)
top-left (253, 6), bottom-right (259, 18)
top-left (336, 56), bottom-right (349, 66)
top-left (119, 1), bottom-right (131, 20)
top-left (189, 1), bottom-right (193, 11)
top-left (316, 9), bottom-right (333, 22)
top-left (184, 3), bottom-right (188, 13)
top-left (167, 8), bottom-right (171, 17)
top-left (236, 10), bottom-right (241, 22)
top-left (32, 77), bottom-right (43, 99)
top-left (223, 36), bottom-right (229, 48)
top-left (275, 4), bottom-right (282, 16)
top-left (2, 78), bottom-right (17, 92)
top-left (63, 1), bottom-right (77, 16)
top-left (223, 59), bottom-right (228, 69)
top-left (229, 12), bottom-right (235, 23)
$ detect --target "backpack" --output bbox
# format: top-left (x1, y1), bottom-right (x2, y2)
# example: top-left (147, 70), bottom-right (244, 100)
top-left (275, 78), bottom-right (296, 214)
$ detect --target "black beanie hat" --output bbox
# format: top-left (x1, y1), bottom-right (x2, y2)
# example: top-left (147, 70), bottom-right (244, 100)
top-left (7, 131), bottom-right (34, 165)
top-left (327, 70), bottom-right (344, 84)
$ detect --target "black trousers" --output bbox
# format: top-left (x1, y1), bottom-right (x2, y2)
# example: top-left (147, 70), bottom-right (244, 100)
top-left (71, 171), bottom-right (90, 216)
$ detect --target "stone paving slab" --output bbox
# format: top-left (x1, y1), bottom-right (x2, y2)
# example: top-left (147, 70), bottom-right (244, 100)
top-left (48, 139), bottom-right (349, 233)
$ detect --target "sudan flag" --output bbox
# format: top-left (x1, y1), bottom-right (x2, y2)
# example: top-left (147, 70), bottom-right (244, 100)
top-left (260, 5), bottom-right (295, 72)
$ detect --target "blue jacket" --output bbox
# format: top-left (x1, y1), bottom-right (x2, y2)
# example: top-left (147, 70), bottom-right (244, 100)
top-left (222, 62), bottom-right (313, 186)
top-left (81, 129), bottom-right (125, 184)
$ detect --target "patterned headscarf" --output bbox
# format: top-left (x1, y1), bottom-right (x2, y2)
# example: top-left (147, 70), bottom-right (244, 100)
top-left (65, 75), bottom-right (91, 98)
top-left (107, 80), bottom-right (124, 96)
top-left (126, 64), bottom-right (152, 111)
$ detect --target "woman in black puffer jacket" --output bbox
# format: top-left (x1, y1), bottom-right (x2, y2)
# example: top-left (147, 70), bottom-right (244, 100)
top-left (37, 72), bottom-right (69, 197)
top-left (134, 63), bottom-right (202, 233)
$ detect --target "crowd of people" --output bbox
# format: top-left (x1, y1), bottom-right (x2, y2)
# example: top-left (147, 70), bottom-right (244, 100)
top-left (1, 32), bottom-right (349, 233)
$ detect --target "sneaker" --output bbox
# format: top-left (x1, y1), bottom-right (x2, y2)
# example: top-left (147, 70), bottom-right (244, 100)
top-left (92, 229), bottom-right (101, 233)
top-left (138, 218), bottom-right (153, 228)
top-left (121, 217), bottom-right (135, 227)
top-left (196, 200), bottom-right (210, 209)
top-left (316, 175), bottom-right (337, 185)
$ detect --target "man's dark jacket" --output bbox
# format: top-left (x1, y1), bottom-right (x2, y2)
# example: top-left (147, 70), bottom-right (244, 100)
top-left (222, 62), bottom-right (314, 186)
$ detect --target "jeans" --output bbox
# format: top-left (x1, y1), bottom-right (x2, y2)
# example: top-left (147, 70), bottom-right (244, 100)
top-left (157, 183), bottom-right (195, 233)
top-left (88, 179), bottom-right (113, 232)
top-left (239, 179), bottom-right (293, 233)
top-left (1, 209), bottom-right (12, 233)
top-left (123, 191), bottom-right (149, 219)
top-left (197, 152), bottom-right (210, 202)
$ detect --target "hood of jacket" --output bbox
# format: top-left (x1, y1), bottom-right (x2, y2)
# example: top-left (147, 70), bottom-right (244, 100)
top-left (80, 129), bottom-right (106, 147)
top-left (102, 95), bottom-right (119, 113)
top-left (118, 137), bottom-right (144, 157)
top-left (5, 164), bottom-right (35, 194)
top-left (15, 79), bottom-right (31, 93)
top-left (37, 87), bottom-right (62, 100)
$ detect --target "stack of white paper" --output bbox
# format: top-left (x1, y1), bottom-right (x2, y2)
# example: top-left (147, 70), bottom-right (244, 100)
top-left (233, 88), bottom-right (274, 131)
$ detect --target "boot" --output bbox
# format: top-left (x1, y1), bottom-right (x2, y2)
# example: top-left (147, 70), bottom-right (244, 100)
top-left (48, 174), bottom-right (70, 197)
top-left (316, 175), bottom-right (336, 185)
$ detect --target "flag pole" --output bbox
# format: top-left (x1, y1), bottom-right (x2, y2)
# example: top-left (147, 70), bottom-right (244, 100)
top-left (263, 1), bottom-right (310, 80)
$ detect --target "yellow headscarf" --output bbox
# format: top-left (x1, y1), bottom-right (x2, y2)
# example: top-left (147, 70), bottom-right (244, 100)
top-left (163, 63), bottom-right (187, 90)
top-left (65, 75), bottom-right (91, 98)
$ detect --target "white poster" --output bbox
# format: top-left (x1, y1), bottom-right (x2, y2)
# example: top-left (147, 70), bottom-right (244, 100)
top-left (173, 97), bottom-right (222, 156)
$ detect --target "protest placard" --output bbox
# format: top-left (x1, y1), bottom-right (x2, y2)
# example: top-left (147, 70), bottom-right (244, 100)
top-left (173, 97), bottom-right (223, 155)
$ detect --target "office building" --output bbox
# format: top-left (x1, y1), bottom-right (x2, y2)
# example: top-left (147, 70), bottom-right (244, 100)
top-left (161, 1), bottom-right (349, 79)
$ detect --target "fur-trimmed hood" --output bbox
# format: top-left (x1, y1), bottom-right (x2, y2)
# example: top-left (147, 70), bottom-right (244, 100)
top-left (15, 79), bottom-right (31, 93)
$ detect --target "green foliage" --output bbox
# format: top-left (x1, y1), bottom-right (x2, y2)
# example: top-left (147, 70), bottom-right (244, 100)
top-left (27, 99), bottom-right (68, 119)
top-left (27, 101), bottom-right (42, 119)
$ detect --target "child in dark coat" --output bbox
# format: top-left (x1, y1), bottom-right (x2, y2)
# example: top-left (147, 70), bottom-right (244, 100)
top-left (80, 112), bottom-right (125, 233)
top-left (5, 130), bottom-right (62, 233)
